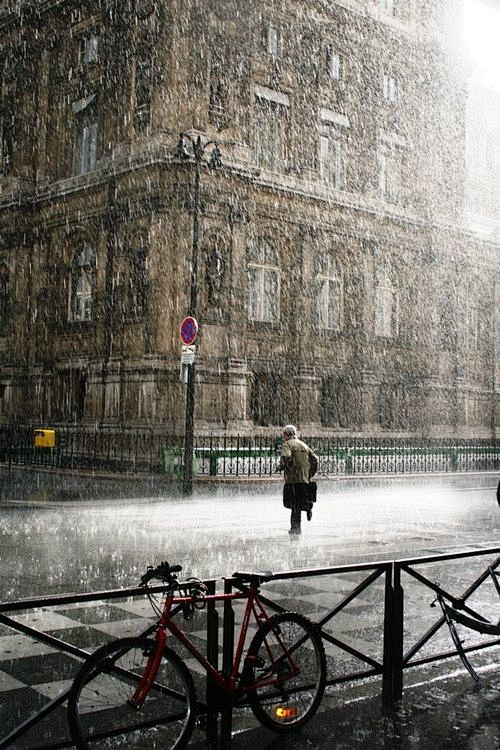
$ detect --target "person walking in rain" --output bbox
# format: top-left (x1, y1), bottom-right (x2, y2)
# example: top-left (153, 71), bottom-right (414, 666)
top-left (277, 425), bottom-right (318, 536)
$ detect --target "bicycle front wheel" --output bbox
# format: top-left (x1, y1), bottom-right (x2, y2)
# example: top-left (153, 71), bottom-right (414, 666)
top-left (68, 637), bottom-right (196, 750)
top-left (246, 611), bottom-right (326, 732)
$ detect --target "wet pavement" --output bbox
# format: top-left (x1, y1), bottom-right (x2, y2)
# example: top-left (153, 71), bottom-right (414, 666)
top-left (0, 469), bottom-right (499, 748)
top-left (223, 670), bottom-right (500, 750)
top-left (1, 469), bottom-right (499, 599)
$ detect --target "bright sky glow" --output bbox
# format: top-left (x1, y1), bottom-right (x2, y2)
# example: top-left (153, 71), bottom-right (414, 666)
top-left (463, 0), bottom-right (500, 90)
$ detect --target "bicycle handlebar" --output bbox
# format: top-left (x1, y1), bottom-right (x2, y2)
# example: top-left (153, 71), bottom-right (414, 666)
top-left (140, 561), bottom-right (182, 587)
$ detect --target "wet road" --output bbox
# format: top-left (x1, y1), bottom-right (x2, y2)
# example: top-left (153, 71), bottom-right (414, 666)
top-left (0, 471), bottom-right (499, 599)
top-left (0, 470), bottom-right (499, 749)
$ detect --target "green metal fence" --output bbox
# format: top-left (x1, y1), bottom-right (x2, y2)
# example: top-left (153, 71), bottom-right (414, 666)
top-left (0, 424), bottom-right (499, 478)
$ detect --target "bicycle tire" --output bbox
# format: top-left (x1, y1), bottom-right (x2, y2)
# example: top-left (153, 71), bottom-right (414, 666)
top-left (246, 611), bottom-right (326, 732)
top-left (68, 637), bottom-right (196, 750)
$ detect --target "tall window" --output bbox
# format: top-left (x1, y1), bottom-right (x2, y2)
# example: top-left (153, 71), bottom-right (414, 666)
top-left (319, 132), bottom-right (342, 188)
top-left (466, 282), bottom-right (487, 351)
top-left (439, 281), bottom-right (457, 350)
top-left (374, 266), bottom-right (398, 338)
top-left (79, 32), bottom-right (99, 66)
top-left (74, 97), bottom-right (98, 175)
top-left (247, 238), bottom-right (279, 322)
top-left (135, 44), bottom-right (154, 110)
top-left (128, 246), bottom-right (148, 318)
top-left (1, 89), bottom-right (15, 176)
top-left (267, 25), bottom-right (279, 56)
top-left (383, 72), bottom-right (397, 102)
top-left (326, 47), bottom-right (341, 80)
top-left (69, 242), bottom-right (94, 322)
top-left (0, 262), bottom-right (9, 332)
top-left (255, 93), bottom-right (287, 171)
top-left (209, 47), bottom-right (230, 129)
top-left (317, 254), bottom-right (343, 331)
top-left (379, 142), bottom-right (402, 202)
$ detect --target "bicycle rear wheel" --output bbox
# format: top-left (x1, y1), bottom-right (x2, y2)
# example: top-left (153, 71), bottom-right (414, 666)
top-left (246, 611), bottom-right (326, 732)
top-left (68, 637), bottom-right (196, 750)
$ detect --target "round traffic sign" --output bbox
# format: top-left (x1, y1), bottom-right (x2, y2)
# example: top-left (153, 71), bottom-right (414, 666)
top-left (180, 316), bottom-right (198, 345)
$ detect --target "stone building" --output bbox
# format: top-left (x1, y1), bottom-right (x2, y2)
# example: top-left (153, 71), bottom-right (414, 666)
top-left (0, 0), bottom-right (498, 438)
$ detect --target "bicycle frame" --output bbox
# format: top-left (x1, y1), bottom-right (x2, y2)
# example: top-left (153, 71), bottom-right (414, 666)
top-left (131, 583), bottom-right (295, 707)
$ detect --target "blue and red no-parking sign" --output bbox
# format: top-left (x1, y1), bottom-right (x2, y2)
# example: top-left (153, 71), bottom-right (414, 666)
top-left (180, 316), bottom-right (199, 346)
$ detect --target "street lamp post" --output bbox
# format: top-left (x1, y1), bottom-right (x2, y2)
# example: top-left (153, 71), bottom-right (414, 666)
top-left (176, 133), bottom-right (222, 495)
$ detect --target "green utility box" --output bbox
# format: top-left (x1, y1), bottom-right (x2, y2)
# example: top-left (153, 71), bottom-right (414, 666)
top-left (34, 429), bottom-right (56, 448)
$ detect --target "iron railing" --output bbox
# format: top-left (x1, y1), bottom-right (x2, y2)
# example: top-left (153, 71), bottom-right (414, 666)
top-left (0, 424), bottom-right (499, 478)
top-left (1, 547), bottom-right (499, 749)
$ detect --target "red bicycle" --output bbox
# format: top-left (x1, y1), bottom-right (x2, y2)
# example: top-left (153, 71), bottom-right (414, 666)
top-left (67, 562), bottom-right (326, 749)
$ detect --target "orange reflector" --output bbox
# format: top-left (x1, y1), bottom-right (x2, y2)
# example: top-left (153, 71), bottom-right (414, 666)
top-left (275, 706), bottom-right (298, 720)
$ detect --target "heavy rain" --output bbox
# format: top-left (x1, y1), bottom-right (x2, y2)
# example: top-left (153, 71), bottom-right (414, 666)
top-left (0, 0), bottom-right (500, 748)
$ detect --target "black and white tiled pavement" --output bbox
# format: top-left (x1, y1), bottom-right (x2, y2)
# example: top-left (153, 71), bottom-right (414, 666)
top-left (0, 566), bottom-right (495, 748)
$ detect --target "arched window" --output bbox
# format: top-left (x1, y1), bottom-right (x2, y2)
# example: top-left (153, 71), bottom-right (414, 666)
top-left (69, 242), bottom-right (94, 322)
top-left (247, 238), bottom-right (280, 322)
top-left (317, 254), bottom-right (343, 331)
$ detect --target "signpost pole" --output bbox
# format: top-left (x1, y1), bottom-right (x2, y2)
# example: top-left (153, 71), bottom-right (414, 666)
top-left (176, 132), bottom-right (221, 496)
top-left (180, 317), bottom-right (198, 495)
top-left (183, 152), bottom-right (201, 496)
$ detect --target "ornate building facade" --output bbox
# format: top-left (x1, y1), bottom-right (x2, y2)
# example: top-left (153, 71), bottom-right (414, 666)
top-left (0, 0), bottom-right (498, 438)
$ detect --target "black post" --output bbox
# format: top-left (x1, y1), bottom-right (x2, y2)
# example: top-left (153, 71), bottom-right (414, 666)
top-left (220, 577), bottom-right (235, 745)
top-left (205, 579), bottom-right (219, 748)
top-left (382, 562), bottom-right (404, 711)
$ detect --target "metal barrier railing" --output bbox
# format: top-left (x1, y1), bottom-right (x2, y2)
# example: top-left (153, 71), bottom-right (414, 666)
top-left (1, 424), bottom-right (499, 478)
top-left (1, 546), bottom-right (499, 749)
